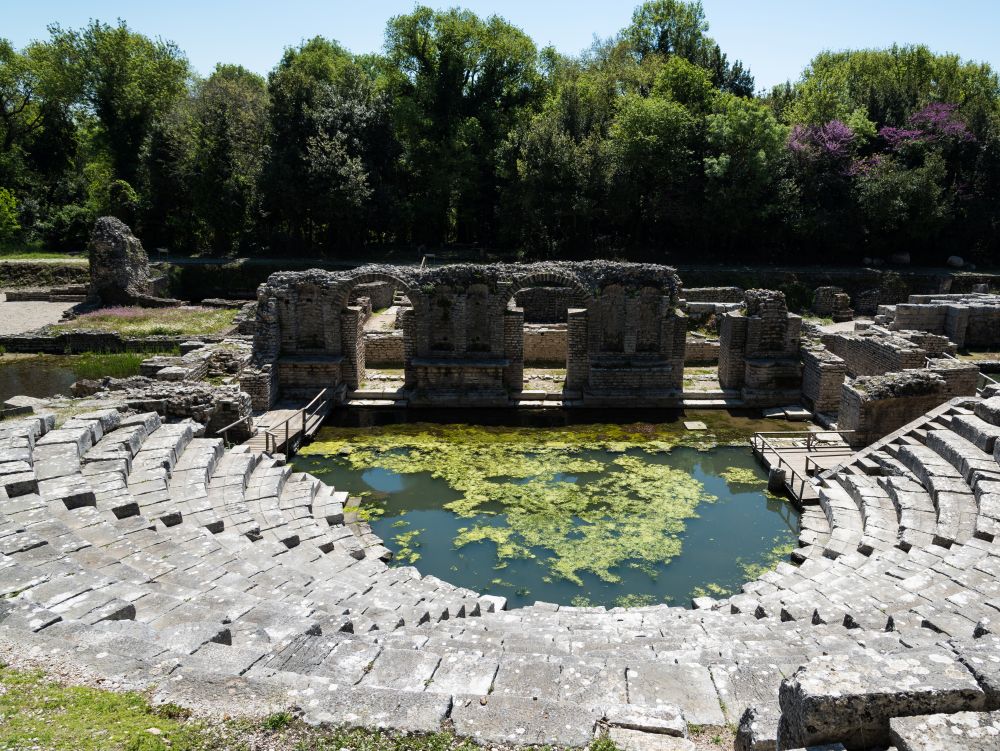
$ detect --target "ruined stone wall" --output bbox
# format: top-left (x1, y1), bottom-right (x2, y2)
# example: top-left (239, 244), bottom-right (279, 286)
top-left (838, 361), bottom-right (979, 445)
top-left (801, 347), bottom-right (847, 414)
top-left (681, 287), bottom-right (744, 303)
top-left (349, 281), bottom-right (395, 310)
top-left (812, 286), bottom-right (853, 322)
top-left (823, 330), bottom-right (927, 377)
top-left (251, 262), bottom-right (683, 407)
top-left (718, 290), bottom-right (802, 405)
top-left (839, 371), bottom-right (950, 446)
top-left (685, 334), bottom-right (719, 363)
top-left (523, 324), bottom-right (567, 365)
top-left (364, 330), bottom-right (405, 366)
top-left (514, 287), bottom-right (586, 323)
top-left (880, 293), bottom-right (1000, 349)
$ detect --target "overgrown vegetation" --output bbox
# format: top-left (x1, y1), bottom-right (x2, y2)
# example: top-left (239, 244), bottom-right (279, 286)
top-left (1, 3), bottom-right (998, 262)
top-left (49, 306), bottom-right (237, 337)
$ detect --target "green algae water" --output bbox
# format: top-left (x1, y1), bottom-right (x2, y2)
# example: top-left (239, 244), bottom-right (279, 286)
top-left (296, 415), bottom-right (799, 609)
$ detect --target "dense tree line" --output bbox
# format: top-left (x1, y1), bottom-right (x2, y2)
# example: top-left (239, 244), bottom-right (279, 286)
top-left (1, 1), bottom-right (999, 264)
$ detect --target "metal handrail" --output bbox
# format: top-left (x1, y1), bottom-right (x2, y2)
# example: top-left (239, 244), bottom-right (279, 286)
top-left (750, 429), bottom-right (856, 500)
top-left (261, 388), bottom-right (329, 455)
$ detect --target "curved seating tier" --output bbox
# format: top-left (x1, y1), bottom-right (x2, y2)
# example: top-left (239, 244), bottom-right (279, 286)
top-left (2, 397), bottom-right (1000, 748)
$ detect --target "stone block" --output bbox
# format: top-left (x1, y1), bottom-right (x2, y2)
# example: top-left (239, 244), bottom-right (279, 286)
top-left (778, 649), bottom-right (986, 749)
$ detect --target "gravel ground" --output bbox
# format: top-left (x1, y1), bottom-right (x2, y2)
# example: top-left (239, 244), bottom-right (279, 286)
top-left (0, 298), bottom-right (76, 335)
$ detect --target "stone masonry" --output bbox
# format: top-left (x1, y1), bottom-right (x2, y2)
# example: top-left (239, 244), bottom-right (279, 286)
top-left (243, 262), bottom-right (686, 408)
top-left (719, 290), bottom-right (803, 407)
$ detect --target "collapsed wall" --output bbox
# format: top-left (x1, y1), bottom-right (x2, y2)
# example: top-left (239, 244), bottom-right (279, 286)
top-left (878, 292), bottom-right (1000, 348)
top-left (838, 360), bottom-right (980, 445)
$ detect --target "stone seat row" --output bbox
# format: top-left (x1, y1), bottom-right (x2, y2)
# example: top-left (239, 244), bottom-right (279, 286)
top-left (0, 410), bottom-right (502, 640)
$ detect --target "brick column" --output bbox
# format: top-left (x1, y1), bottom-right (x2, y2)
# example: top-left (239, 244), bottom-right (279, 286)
top-left (503, 308), bottom-right (524, 392)
top-left (339, 306), bottom-right (365, 389)
top-left (566, 308), bottom-right (588, 390)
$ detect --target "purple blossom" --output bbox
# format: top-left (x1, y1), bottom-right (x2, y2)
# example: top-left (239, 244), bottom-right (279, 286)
top-left (879, 102), bottom-right (976, 150)
top-left (910, 102), bottom-right (975, 143)
top-left (788, 120), bottom-right (855, 161)
top-left (878, 126), bottom-right (924, 148)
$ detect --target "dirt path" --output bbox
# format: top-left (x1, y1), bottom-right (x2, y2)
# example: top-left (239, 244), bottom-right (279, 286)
top-left (0, 299), bottom-right (75, 335)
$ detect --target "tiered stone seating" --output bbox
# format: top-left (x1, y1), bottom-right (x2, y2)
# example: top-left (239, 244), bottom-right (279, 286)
top-left (3, 397), bottom-right (1000, 747)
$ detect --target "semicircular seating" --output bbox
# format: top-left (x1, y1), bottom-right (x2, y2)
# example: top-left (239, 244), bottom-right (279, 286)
top-left (2, 397), bottom-right (1000, 748)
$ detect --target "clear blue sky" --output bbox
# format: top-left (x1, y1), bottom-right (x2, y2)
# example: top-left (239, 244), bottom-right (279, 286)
top-left (6, 1), bottom-right (1000, 91)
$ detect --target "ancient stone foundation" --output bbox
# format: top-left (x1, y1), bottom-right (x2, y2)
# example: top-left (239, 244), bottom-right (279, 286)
top-left (838, 362), bottom-right (979, 445)
top-left (878, 292), bottom-right (1000, 349)
top-left (245, 262), bottom-right (686, 408)
top-left (718, 290), bottom-right (803, 406)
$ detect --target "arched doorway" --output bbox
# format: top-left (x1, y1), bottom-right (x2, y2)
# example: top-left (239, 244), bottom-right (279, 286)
top-left (504, 271), bottom-right (592, 403)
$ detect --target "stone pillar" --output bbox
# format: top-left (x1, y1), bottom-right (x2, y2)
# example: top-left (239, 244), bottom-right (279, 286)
top-left (664, 309), bottom-right (687, 391)
top-left (339, 306), bottom-right (365, 389)
top-left (400, 307), bottom-right (416, 388)
top-left (565, 308), bottom-right (588, 391)
top-left (800, 347), bottom-right (847, 414)
top-left (944, 304), bottom-right (970, 348)
top-left (503, 307), bottom-right (524, 392)
top-left (718, 314), bottom-right (748, 389)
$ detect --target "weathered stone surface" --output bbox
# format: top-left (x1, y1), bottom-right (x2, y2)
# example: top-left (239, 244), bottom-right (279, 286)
top-left (890, 710), bottom-right (1000, 751)
top-left (778, 649), bottom-right (986, 749)
top-left (626, 662), bottom-right (725, 725)
top-left (87, 216), bottom-right (151, 304)
top-left (304, 685), bottom-right (452, 734)
top-left (736, 704), bottom-right (779, 751)
top-left (604, 703), bottom-right (686, 736)
top-left (607, 728), bottom-right (695, 751)
top-left (451, 694), bottom-right (600, 748)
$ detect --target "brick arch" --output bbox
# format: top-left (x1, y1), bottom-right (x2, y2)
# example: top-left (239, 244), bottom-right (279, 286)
top-left (329, 268), bottom-right (422, 313)
top-left (502, 270), bottom-right (594, 314)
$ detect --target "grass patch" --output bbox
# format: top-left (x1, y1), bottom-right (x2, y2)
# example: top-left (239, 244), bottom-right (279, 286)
top-left (70, 352), bottom-right (146, 379)
top-left (0, 666), bottom-right (209, 750)
top-left (51, 306), bottom-right (237, 337)
top-left (0, 664), bottom-right (621, 750)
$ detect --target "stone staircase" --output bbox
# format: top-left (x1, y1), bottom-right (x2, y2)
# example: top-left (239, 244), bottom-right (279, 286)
top-left (2, 396), bottom-right (1000, 747)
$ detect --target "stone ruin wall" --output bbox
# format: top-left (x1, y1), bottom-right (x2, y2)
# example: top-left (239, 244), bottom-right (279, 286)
top-left (514, 286), bottom-right (587, 323)
top-left (811, 286), bottom-right (854, 322)
top-left (879, 293), bottom-right (1000, 349)
top-left (838, 363), bottom-right (979, 446)
top-left (245, 262), bottom-right (686, 408)
top-left (718, 289), bottom-right (803, 406)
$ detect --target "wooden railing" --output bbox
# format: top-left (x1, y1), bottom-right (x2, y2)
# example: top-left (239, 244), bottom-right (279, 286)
top-left (750, 429), bottom-right (856, 501)
top-left (261, 388), bottom-right (329, 456)
top-left (214, 414), bottom-right (255, 445)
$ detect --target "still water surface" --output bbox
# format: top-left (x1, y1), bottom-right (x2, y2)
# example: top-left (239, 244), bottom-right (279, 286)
top-left (296, 421), bottom-right (798, 609)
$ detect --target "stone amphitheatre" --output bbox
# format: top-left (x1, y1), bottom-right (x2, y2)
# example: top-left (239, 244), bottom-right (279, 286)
top-left (4, 219), bottom-right (1000, 750)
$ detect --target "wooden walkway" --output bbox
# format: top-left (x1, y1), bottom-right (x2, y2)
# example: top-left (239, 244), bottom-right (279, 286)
top-left (241, 389), bottom-right (332, 457)
top-left (751, 430), bottom-right (856, 504)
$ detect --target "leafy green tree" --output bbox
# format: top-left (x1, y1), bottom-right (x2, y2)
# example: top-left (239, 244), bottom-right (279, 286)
top-left (703, 94), bottom-right (787, 249)
top-left (608, 92), bottom-right (698, 249)
top-left (50, 20), bottom-right (189, 187)
top-left (782, 45), bottom-right (1000, 135)
top-left (385, 6), bottom-right (542, 245)
top-left (625, 1), bottom-right (754, 96)
top-left (261, 36), bottom-right (391, 252)
top-left (191, 65), bottom-right (268, 254)
top-left (0, 186), bottom-right (20, 242)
